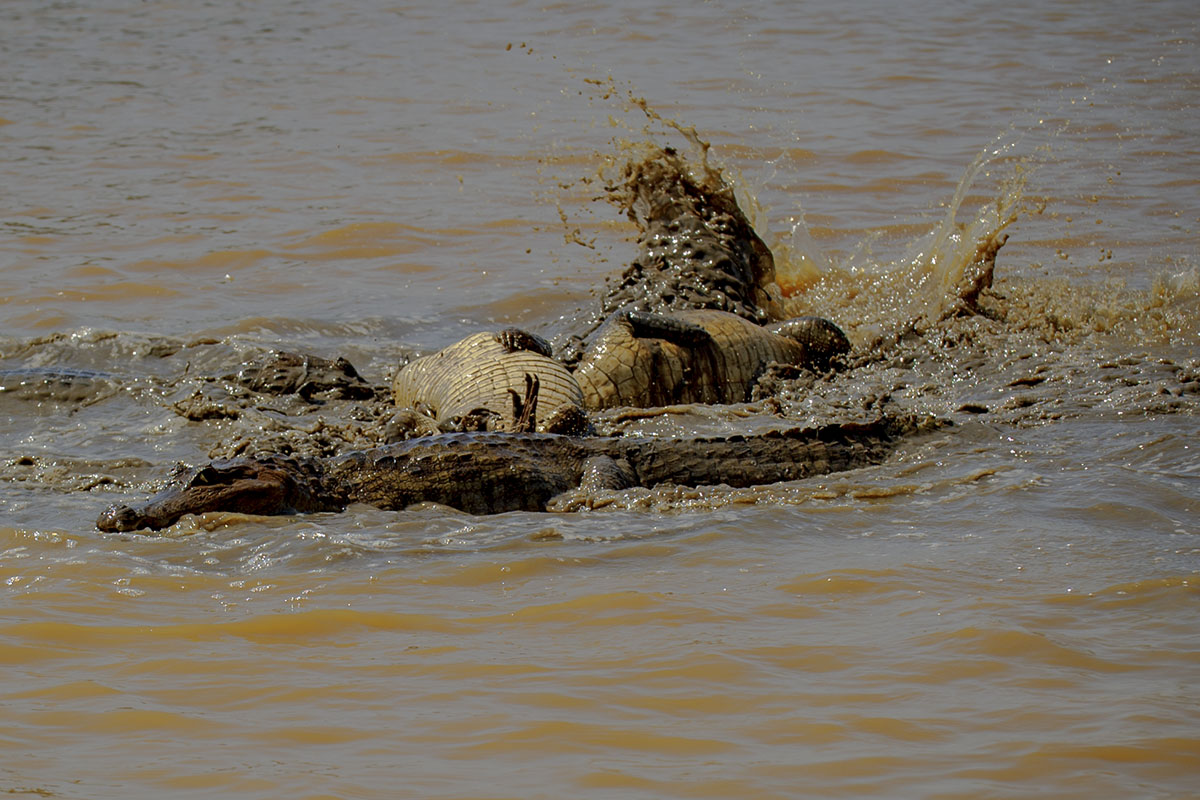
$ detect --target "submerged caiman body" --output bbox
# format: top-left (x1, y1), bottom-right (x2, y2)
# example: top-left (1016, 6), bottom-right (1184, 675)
top-left (96, 414), bottom-right (935, 532)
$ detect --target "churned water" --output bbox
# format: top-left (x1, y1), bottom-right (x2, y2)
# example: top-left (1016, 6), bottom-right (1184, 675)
top-left (2, 1), bottom-right (1198, 797)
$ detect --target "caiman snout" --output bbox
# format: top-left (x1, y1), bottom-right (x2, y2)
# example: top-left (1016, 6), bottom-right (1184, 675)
top-left (94, 459), bottom-right (337, 532)
top-left (96, 503), bottom-right (144, 533)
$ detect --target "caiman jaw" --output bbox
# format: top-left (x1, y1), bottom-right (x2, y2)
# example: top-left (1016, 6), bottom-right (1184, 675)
top-left (96, 476), bottom-right (289, 532)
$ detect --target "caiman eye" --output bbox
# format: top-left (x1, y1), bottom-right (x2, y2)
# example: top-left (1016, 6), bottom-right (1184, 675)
top-left (192, 466), bottom-right (223, 485)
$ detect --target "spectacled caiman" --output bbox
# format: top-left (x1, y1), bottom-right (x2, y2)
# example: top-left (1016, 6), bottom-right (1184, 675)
top-left (388, 142), bottom-right (852, 430)
top-left (95, 413), bottom-right (936, 532)
top-left (390, 308), bottom-right (850, 425)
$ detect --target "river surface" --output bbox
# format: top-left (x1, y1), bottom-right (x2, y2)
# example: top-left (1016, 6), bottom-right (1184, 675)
top-left (2, 1), bottom-right (1199, 797)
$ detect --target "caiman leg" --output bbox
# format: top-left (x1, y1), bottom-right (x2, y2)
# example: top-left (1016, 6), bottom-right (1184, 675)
top-left (497, 328), bottom-right (554, 357)
top-left (626, 310), bottom-right (713, 346)
top-left (507, 373), bottom-right (540, 433)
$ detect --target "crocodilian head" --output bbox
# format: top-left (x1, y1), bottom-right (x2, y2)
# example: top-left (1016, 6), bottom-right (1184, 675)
top-left (94, 461), bottom-right (298, 532)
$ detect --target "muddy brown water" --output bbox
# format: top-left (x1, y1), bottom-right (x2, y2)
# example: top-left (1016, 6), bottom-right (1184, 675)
top-left (2, 1), bottom-right (1198, 798)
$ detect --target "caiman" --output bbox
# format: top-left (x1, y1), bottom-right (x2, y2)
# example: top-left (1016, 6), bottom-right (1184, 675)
top-left (574, 309), bottom-right (852, 409)
top-left (0, 368), bottom-right (118, 406)
top-left (392, 328), bottom-right (588, 433)
top-left (95, 413), bottom-right (935, 532)
top-left (388, 143), bottom-right (851, 420)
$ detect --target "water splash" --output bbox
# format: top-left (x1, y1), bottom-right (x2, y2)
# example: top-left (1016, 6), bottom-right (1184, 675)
top-left (771, 137), bottom-right (1029, 346)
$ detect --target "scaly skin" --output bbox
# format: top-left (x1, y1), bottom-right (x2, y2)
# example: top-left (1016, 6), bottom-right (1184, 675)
top-left (574, 309), bottom-right (851, 409)
top-left (0, 368), bottom-right (117, 405)
top-left (552, 145), bottom-right (785, 365)
top-left (392, 329), bottom-right (586, 433)
top-left (235, 351), bottom-right (376, 401)
top-left (95, 414), bottom-right (935, 531)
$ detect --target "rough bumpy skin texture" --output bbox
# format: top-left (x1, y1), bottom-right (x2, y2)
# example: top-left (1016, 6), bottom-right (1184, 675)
top-left (553, 146), bottom-right (785, 365)
top-left (95, 414), bottom-right (934, 531)
top-left (0, 368), bottom-right (118, 405)
top-left (235, 351), bottom-right (376, 401)
top-left (574, 309), bottom-right (851, 409)
top-left (392, 329), bottom-right (585, 433)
